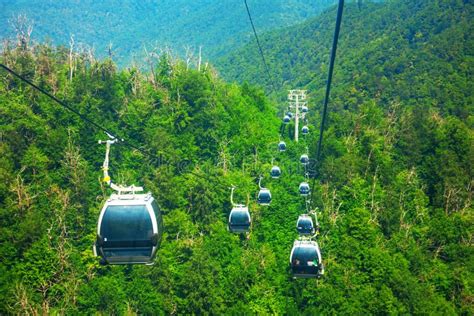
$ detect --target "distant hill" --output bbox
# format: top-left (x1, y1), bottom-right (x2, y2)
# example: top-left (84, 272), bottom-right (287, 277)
top-left (0, 0), bottom-right (337, 66)
top-left (217, 0), bottom-right (473, 117)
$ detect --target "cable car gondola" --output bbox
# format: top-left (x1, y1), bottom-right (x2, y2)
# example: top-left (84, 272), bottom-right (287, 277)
top-left (299, 182), bottom-right (310, 196)
top-left (257, 177), bottom-right (271, 205)
top-left (296, 214), bottom-right (315, 235)
top-left (302, 105), bottom-right (308, 113)
top-left (258, 188), bottom-right (272, 205)
top-left (228, 187), bottom-right (251, 233)
top-left (278, 141), bottom-right (287, 152)
top-left (289, 240), bottom-right (324, 278)
top-left (300, 154), bottom-right (309, 165)
top-left (94, 138), bottom-right (163, 265)
top-left (229, 205), bottom-right (251, 233)
top-left (94, 193), bottom-right (163, 265)
top-left (271, 165), bottom-right (281, 179)
top-left (283, 115), bottom-right (290, 124)
top-left (302, 125), bottom-right (309, 135)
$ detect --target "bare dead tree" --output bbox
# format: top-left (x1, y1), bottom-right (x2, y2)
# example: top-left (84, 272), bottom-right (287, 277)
top-left (321, 183), bottom-right (342, 226)
top-left (49, 186), bottom-right (71, 276)
top-left (128, 67), bottom-right (142, 96)
top-left (11, 168), bottom-right (38, 214)
top-left (198, 45), bottom-right (202, 72)
top-left (10, 283), bottom-right (38, 315)
top-left (85, 45), bottom-right (96, 66)
top-left (68, 35), bottom-right (75, 82)
top-left (107, 41), bottom-right (114, 60)
top-left (183, 45), bottom-right (194, 70)
top-left (462, 180), bottom-right (473, 216)
top-left (253, 146), bottom-right (259, 170)
top-left (143, 45), bottom-right (158, 88)
top-left (9, 14), bottom-right (34, 50)
top-left (216, 137), bottom-right (232, 175)
top-left (62, 130), bottom-right (86, 196)
top-left (37, 185), bottom-right (75, 314)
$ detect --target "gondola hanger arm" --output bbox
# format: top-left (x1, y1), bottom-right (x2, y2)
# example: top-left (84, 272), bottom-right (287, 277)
top-left (99, 135), bottom-right (143, 194)
top-left (308, 207), bottom-right (320, 237)
top-left (230, 185), bottom-right (236, 207)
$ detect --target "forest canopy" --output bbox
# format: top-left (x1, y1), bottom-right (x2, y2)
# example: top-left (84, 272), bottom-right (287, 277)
top-left (0, 0), bottom-right (472, 314)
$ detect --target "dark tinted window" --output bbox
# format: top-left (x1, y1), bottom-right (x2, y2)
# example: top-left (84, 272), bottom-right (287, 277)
top-left (258, 191), bottom-right (271, 202)
top-left (292, 246), bottom-right (318, 265)
top-left (151, 200), bottom-right (162, 230)
top-left (298, 219), bottom-right (313, 229)
top-left (230, 210), bottom-right (250, 224)
top-left (101, 205), bottom-right (153, 241)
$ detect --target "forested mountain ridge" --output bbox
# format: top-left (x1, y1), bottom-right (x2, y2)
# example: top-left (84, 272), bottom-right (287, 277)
top-left (0, 0), bottom-right (473, 314)
top-left (219, 0), bottom-right (474, 235)
top-left (0, 0), bottom-right (337, 65)
top-left (218, 0), bottom-right (473, 117)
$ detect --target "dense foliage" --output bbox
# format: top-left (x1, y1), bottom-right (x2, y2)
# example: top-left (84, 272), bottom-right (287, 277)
top-left (0, 0), bottom-right (336, 65)
top-left (0, 0), bottom-right (472, 314)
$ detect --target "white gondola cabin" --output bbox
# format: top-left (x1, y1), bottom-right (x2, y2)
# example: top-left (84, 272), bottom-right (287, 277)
top-left (271, 165), bottom-right (281, 178)
top-left (300, 154), bottom-right (309, 165)
top-left (289, 240), bottom-right (324, 278)
top-left (258, 188), bottom-right (272, 205)
top-left (228, 205), bottom-right (251, 233)
top-left (302, 125), bottom-right (309, 135)
top-left (278, 141), bottom-right (287, 152)
top-left (299, 182), bottom-right (310, 196)
top-left (296, 214), bottom-right (315, 235)
top-left (94, 193), bottom-right (163, 265)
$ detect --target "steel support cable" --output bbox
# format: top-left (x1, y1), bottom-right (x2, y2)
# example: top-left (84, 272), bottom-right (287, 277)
top-left (309, 0), bottom-right (345, 208)
top-left (244, 0), bottom-right (277, 93)
top-left (0, 63), bottom-right (147, 154)
top-left (0, 63), bottom-right (226, 187)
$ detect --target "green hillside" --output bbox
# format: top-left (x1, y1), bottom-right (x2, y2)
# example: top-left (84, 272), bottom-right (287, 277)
top-left (0, 0), bottom-right (472, 314)
top-left (0, 0), bottom-right (336, 65)
top-left (218, 1), bottom-right (473, 115)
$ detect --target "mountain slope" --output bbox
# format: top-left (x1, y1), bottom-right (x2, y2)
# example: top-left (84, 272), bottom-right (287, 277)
top-left (216, 0), bottom-right (474, 312)
top-left (217, 0), bottom-right (474, 208)
top-left (0, 0), bottom-right (337, 65)
top-left (0, 0), bottom-right (472, 314)
top-left (217, 0), bottom-right (473, 116)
